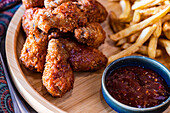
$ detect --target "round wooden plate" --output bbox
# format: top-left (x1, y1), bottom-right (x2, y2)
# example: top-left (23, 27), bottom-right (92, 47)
top-left (5, 1), bottom-right (170, 113)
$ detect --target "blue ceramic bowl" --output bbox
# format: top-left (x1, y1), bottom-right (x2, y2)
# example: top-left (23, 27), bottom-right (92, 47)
top-left (102, 56), bottom-right (170, 113)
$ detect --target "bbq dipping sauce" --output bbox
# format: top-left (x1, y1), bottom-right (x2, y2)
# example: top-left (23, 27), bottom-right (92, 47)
top-left (105, 66), bottom-right (170, 108)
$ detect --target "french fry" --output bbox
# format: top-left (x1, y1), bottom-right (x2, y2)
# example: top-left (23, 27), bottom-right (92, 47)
top-left (164, 0), bottom-right (170, 5)
top-left (109, 5), bottom-right (170, 41)
top-left (132, 0), bottom-right (155, 10)
top-left (130, 10), bottom-right (141, 25)
top-left (116, 38), bottom-right (127, 46)
top-left (108, 25), bottom-right (157, 64)
top-left (109, 11), bottom-right (124, 33)
top-left (159, 39), bottom-right (170, 56)
top-left (128, 32), bottom-right (140, 43)
top-left (153, 20), bottom-right (162, 37)
top-left (139, 5), bottom-right (166, 17)
top-left (121, 43), bottom-right (162, 57)
top-left (108, 42), bottom-right (139, 65)
top-left (162, 13), bottom-right (170, 23)
top-left (143, 0), bottom-right (165, 9)
top-left (148, 20), bottom-right (162, 58)
top-left (155, 49), bottom-right (162, 57)
top-left (121, 43), bottom-right (131, 49)
top-left (136, 45), bottom-right (162, 57)
top-left (136, 24), bottom-right (157, 43)
top-left (163, 21), bottom-right (170, 39)
top-left (109, 0), bottom-right (170, 58)
top-left (119, 0), bottom-right (132, 22)
top-left (148, 36), bottom-right (159, 58)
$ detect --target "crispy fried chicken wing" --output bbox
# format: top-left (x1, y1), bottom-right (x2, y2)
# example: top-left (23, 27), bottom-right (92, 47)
top-left (42, 39), bottom-right (74, 97)
top-left (22, 8), bottom-right (38, 36)
top-left (58, 38), bottom-right (108, 71)
top-left (44, 0), bottom-right (108, 23)
top-left (22, 0), bottom-right (44, 9)
top-left (74, 22), bottom-right (106, 48)
top-left (78, 0), bottom-right (108, 23)
top-left (44, 0), bottom-right (72, 9)
top-left (20, 28), bottom-right (48, 73)
top-left (22, 8), bottom-right (72, 39)
top-left (33, 2), bottom-right (87, 33)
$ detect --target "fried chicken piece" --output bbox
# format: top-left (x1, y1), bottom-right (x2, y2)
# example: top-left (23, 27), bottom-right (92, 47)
top-left (44, 0), bottom-right (108, 23)
top-left (20, 28), bottom-right (48, 73)
top-left (33, 2), bottom-right (87, 33)
top-left (22, 8), bottom-right (38, 36)
top-left (53, 2), bottom-right (87, 28)
top-left (74, 22), bottom-right (106, 48)
top-left (44, 0), bottom-right (71, 9)
top-left (22, 8), bottom-right (71, 39)
top-left (48, 28), bottom-right (74, 40)
top-left (42, 39), bottom-right (74, 97)
top-left (78, 0), bottom-right (108, 23)
top-left (58, 38), bottom-right (108, 71)
top-left (44, 0), bottom-right (86, 9)
top-left (33, 8), bottom-right (55, 33)
top-left (22, 0), bottom-right (44, 9)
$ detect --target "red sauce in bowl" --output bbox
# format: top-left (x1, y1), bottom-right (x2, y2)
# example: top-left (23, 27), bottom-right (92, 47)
top-left (106, 66), bottom-right (170, 108)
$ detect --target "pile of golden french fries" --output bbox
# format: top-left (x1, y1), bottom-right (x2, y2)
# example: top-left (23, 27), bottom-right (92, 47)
top-left (108, 0), bottom-right (170, 65)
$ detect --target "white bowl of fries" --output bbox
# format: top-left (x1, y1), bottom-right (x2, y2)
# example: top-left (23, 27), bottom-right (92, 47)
top-left (108, 0), bottom-right (170, 64)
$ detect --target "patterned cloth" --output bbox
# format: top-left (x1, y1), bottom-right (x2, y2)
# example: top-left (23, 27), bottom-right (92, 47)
top-left (0, 0), bottom-right (21, 112)
top-left (0, 61), bottom-right (14, 113)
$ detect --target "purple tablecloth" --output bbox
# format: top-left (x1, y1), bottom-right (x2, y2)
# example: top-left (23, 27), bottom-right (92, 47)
top-left (0, 0), bottom-right (21, 112)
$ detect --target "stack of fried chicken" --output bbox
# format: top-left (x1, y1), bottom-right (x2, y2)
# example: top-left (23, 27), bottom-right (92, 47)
top-left (20, 0), bottom-right (108, 97)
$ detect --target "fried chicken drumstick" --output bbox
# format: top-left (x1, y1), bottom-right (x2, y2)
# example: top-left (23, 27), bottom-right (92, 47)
top-left (74, 22), bottom-right (106, 48)
top-left (22, 8), bottom-right (73, 39)
top-left (43, 39), bottom-right (74, 97)
top-left (33, 2), bottom-right (87, 33)
top-left (22, 8), bottom-right (38, 36)
top-left (44, 0), bottom-right (75, 9)
top-left (58, 38), bottom-right (108, 71)
top-left (44, 0), bottom-right (108, 23)
top-left (20, 29), bottom-right (48, 72)
top-left (77, 0), bottom-right (108, 23)
top-left (22, 0), bottom-right (44, 9)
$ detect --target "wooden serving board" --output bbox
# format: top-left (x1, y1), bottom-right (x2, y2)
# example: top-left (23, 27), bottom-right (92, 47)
top-left (6, 1), bottom-right (170, 113)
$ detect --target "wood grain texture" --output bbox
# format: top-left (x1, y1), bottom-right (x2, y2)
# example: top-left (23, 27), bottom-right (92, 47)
top-left (5, 1), bottom-right (170, 113)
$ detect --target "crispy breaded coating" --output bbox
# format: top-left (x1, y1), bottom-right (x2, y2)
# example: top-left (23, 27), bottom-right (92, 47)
top-left (78, 0), bottom-right (108, 23)
top-left (42, 39), bottom-right (74, 97)
top-left (48, 28), bottom-right (74, 40)
top-left (33, 8), bottom-right (54, 33)
top-left (22, 8), bottom-right (75, 39)
top-left (68, 46), bottom-right (108, 71)
top-left (43, 0), bottom-right (108, 23)
top-left (33, 2), bottom-right (87, 33)
top-left (20, 29), bottom-right (48, 73)
top-left (58, 38), bottom-right (108, 71)
top-left (22, 8), bottom-right (71, 39)
top-left (74, 22), bottom-right (106, 48)
top-left (22, 8), bottom-right (38, 36)
top-left (44, 0), bottom-right (70, 9)
top-left (53, 1), bottom-right (87, 28)
top-left (22, 0), bottom-right (44, 9)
